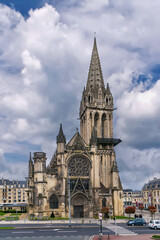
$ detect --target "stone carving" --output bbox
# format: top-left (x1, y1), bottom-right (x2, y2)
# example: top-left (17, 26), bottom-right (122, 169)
top-left (68, 155), bottom-right (90, 176)
top-left (72, 134), bottom-right (85, 151)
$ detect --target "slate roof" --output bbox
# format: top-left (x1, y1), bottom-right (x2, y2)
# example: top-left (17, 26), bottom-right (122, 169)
top-left (0, 178), bottom-right (27, 188)
top-left (142, 178), bottom-right (160, 190)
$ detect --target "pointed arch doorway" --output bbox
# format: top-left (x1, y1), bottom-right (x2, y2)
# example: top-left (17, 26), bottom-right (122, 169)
top-left (71, 193), bottom-right (88, 218)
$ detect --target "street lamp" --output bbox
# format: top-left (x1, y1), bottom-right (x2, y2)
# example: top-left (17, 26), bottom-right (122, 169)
top-left (68, 169), bottom-right (71, 227)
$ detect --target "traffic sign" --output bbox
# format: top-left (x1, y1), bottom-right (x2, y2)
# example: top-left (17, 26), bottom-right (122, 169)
top-left (99, 212), bottom-right (102, 220)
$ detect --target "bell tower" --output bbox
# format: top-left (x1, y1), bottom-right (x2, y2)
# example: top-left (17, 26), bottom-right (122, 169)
top-left (79, 37), bottom-right (114, 145)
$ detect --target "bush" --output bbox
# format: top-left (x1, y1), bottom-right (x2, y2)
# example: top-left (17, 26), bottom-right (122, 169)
top-left (101, 207), bottom-right (109, 218)
top-left (139, 205), bottom-right (144, 211)
top-left (148, 205), bottom-right (157, 216)
top-left (125, 206), bottom-right (135, 214)
top-left (50, 212), bottom-right (55, 218)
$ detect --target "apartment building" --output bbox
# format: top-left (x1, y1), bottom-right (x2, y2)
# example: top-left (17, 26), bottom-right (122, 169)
top-left (142, 178), bottom-right (160, 209)
top-left (123, 189), bottom-right (143, 208)
top-left (0, 178), bottom-right (28, 209)
top-left (123, 189), bottom-right (133, 207)
top-left (132, 190), bottom-right (143, 207)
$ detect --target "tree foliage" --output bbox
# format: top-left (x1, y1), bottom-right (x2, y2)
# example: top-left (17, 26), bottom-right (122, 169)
top-left (148, 205), bottom-right (157, 214)
top-left (139, 205), bottom-right (144, 211)
top-left (125, 206), bottom-right (135, 214)
top-left (50, 211), bottom-right (55, 218)
top-left (101, 207), bottom-right (109, 218)
top-left (101, 207), bottom-right (109, 213)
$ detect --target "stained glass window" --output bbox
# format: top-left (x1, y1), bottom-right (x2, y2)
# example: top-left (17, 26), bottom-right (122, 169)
top-left (68, 155), bottom-right (90, 176)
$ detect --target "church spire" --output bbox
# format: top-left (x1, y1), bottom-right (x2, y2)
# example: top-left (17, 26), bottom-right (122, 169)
top-left (106, 83), bottom-right (111, 95)
top-left (56, 124), bottom-right (66, 144)
top-left (86, 37), bottom-right (105, 95)
top-left (29, 152), bottom-right (32, 162)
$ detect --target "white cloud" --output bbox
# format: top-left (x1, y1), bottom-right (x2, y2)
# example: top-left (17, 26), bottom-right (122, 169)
top-left (116, 80), bottom-right (160, 149)
top-left (0, 1), bottom-right (160, 189)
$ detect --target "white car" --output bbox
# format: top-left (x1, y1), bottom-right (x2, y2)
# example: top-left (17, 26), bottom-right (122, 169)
top-left (149, 220), bottom-right (160, 230)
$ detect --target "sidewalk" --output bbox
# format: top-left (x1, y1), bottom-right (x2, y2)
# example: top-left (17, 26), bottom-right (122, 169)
top-left (0, 219), bottom-right (126, 225)
top-left (92, 234), bottom-right (153, 240)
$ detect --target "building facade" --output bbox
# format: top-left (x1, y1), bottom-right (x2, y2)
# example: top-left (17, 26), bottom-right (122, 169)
top-left (123, 189), bottom-right (133, 207)
top-left (123, 189), bottom-right (143, 208)
top-left (132, 190), bottom-right (143, 207)
top-left (27, 38), bottom-right (123, 218)
top-left (0, 178), bottom-right (28, 211)
top-left (142, 178), bottom-right (160, 210)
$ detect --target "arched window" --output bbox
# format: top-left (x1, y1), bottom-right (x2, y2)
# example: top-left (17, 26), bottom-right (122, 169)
top-left (49, 194), bottom-right (58, 209)
top-left (102, 198), bottom-right (106, 208)
top-left (102, 113), bottom-right (106, 138)
top-left (88, 95), bottom-right (91, 103)
top-left (94, 112), bottom-right (99, 130)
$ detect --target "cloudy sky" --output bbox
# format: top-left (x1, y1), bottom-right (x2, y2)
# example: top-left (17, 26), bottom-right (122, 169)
top-left (0, 0), bottom-right (160, 190)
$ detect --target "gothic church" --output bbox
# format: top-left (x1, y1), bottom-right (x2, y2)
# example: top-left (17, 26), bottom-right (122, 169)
top-left (27, 38), bottom-right (123, 218)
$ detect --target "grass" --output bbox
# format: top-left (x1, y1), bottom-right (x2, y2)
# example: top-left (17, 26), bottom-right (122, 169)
top-left (10, 213), bottom-right (22, 216)
top-left (29, 217), bottom-right (69, 221)
top-left (49, 217), bottom-right (69, 220)
top-left (111, 216), bottom-right (134, 219)
top-left (0, 227), bottom-right (14, 229)
top-left (0, 212), bottom-right (6, 216)
top-left (152, 236), bottom-right (160, 239)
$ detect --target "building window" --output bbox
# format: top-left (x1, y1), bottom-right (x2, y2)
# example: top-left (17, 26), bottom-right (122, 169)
top-left (49, 194), bottom-right (58, 209)
top-left (68, 155), bottom-right (90, 177)
top-left (102, 198), bottom-right (106, 208)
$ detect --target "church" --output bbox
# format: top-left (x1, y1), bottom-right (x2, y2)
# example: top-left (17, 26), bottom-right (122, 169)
top-left (27, 38), bottom-right (123, 218)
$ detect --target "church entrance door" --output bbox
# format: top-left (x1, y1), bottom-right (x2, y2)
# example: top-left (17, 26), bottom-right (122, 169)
top-left (74, 205), bottom-right (84, 218)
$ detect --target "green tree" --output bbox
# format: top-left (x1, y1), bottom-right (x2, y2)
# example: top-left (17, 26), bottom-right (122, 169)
top-left (50, 211), bottom-right (55, 218)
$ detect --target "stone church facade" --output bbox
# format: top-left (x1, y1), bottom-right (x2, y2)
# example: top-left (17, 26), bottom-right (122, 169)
top-left (27, 38), bottom-right (123, 218)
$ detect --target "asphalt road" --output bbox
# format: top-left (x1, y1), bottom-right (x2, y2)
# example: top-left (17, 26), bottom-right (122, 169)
top-left (1, 222), bottom-right (160, 239)
top-left (117, 223), bottom-right (160, 234)
top-left (0, 224), bottom-right (111, 240)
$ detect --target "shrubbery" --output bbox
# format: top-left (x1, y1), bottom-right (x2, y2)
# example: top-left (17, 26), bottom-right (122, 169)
top-left (101, 207), bottom-right (109, 218)
top-left (50, 212), bottom-right (55, 218)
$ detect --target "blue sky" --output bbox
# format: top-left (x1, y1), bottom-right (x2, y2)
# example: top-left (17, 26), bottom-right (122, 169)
top-left (0, 0), bottom-right (160, 189)
top-left (0, 0), bottom-right (48, 16)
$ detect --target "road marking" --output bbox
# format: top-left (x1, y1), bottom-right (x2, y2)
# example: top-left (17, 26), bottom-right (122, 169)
top-left (58, 230), bottom-right (77, 232)
top-left (39, 229), bottom-right (60, 231)
top-left (12, 231), bottom-right (34, 234)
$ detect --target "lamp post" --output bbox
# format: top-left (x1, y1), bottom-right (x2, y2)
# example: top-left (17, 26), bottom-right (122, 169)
top-left (68, 169), bottom-right (71, 227)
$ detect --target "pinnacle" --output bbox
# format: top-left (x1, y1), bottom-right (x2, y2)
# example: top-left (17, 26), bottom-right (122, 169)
top-left (56, 124), bottom-right (66, 144)
top-left (106, 83), bottom-right (112, 95)
top-left (29, 152), bottom-right (32, 162)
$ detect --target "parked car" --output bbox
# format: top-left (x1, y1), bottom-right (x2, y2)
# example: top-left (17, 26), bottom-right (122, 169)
top-left (149, 220), bottom-right (160, 230)
top-left (127, 218), bottom-right (146, 226)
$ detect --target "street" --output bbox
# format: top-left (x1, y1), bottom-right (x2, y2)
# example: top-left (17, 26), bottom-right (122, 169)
top-left (0, 222), bottom-right (160, 239)
top-left (0, 228), bottom-right (92, 240)
top-left (0, 224), bottom-right (103, 240)
top-left (117, 223), bottom-right (160, 234)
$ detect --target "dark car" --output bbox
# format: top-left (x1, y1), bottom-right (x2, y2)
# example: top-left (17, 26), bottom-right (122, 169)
top-left (127, 218), bottom-right (146, 226)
